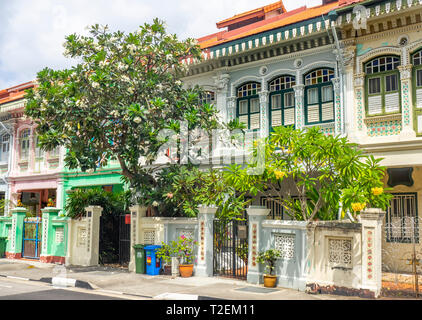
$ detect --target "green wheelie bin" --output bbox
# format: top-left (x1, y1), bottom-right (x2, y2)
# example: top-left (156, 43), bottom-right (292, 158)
top-left (0, 237), bottom-right (7, 258)
top-left (133, 244), bottom-right (146, 274)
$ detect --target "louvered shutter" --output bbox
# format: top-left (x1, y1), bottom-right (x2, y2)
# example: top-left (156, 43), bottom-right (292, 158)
top-left (368, 96), bottom-right (382, 115)
top-left (385, 92), bottom-right (399, 113)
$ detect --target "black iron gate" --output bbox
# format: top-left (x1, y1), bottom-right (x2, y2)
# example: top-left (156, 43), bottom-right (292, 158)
top-left (22, 217), bottom-right (42, 259)
top-left (119, 214), bottom-right (131, 266)
top-left (213, 219), bottom-right (248, 280)
top-left (99, 214), bottom-right (119, 265)
top-left (99, 213), bottom-right (131, 266)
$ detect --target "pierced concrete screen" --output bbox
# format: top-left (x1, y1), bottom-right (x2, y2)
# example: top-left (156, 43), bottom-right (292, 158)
top-left (143, 230), bottom-right (156, 245)
top-left (328, 238), bottom-right (352, 266)
top-left (55, 227), bottom-right (64, 243)
top-left (274, 233), bottom-right (295, 260)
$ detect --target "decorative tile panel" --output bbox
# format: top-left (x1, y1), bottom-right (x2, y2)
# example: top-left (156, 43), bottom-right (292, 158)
top-left (366, 229), bottom-right (374, 280)
top-left (366, 118), bottom-right (402, 136)
top-left (400, 80), bottom-right (410, 126)
top-left (131, 212), bottom-right (137, 245)
top-left (200, 221), bottom-right (205, 261)
top-left (356, 88), bottom-right (364, 131)
top-left (328, 238), bottom-right (352, 266)
top-left (251, 223), bottom-right (257, 267)
top-left (42, 217), bottom-right (48, 252)
top-left (274, 233), bottom-right (295, 260)
top-left (86, 215), bottom-right (91, 252)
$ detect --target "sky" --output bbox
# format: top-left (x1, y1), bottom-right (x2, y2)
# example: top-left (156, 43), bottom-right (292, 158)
top-left (0, 0), bottom-right (322, 89)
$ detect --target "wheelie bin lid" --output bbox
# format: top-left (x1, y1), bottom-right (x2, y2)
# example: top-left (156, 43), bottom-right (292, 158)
top-left (144, 245), bottom-right (162, 250)
top-left (133, 244), bottom-right (145, 249)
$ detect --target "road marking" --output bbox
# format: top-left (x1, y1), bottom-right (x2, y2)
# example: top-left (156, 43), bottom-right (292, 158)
top-left (7, 276), bottom-right (30, 281)
top-left (0, 284), bottom-right (12, 288)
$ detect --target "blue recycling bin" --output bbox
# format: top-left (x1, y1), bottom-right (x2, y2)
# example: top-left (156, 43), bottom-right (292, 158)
top-left (144, 245), bottom-right (162, 276)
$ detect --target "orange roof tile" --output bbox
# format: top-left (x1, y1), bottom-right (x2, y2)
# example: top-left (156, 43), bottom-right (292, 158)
top-left (216, 1), bottom-right (286, 29)
top-left (199, 1), bottom-right (340, 50)
top-left (0, 81), bottom-right (35, 106)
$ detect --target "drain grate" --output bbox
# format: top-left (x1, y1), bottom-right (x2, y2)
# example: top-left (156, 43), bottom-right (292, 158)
top-left (235, 286), bottom-right (279, 293)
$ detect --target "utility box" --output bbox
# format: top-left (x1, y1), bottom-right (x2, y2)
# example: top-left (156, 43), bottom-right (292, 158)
top-left (144, 245), bottom-right (162, 276)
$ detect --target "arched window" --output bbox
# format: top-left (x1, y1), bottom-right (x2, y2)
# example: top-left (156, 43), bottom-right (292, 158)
top-left (365, 56), bottom-right (401, 115)
top-left (19, 129), bottom-right (30, 161)
top-left (304, 68), bottom-right (334, 125)
top-left (413, 49), bottom-right (422, 134)
top-left (269, 75), bottom-right (296, 131)
top-left (0, 134), bottom-right (10, 162)
top-left (237, 82), bottom-right (261, 130)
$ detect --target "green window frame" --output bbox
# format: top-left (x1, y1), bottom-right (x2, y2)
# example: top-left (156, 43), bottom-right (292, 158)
top-left (365, 56), bottom-right (401, 116)
top-left (269, 75), bottom-right (296, 132)
top-left (412, 48), bottom-right (422, 136)
top-left (236, 82), bottom-right (261, 131)
top-left (304, 68), bottom-right (335, 125)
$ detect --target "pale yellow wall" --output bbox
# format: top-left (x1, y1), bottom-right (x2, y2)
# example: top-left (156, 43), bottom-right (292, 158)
top-left (308, 225), bottom-right (363, 289)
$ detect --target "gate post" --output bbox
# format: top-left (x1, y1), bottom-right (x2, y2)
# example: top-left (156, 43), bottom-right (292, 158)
top-left (84, 206), bottom-right (103, 266)
top-left (360, 208), bottom-right (385, 298)
top-left (196, 205), bottom-right (217, 277)
top-left (128, 205), bottom-right (147, 272)
top-left (246, 206), bottom-right (270, 284)
top-left (40, 207), bottom-right (65, 264)
top-left (6, 207), bottom-right (27, 259)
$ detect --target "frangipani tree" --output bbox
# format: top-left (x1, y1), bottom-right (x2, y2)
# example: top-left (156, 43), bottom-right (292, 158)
top-left (24, 19), bottom-right (220, 203)
top-left (224, 126), bottom-right (392, 221)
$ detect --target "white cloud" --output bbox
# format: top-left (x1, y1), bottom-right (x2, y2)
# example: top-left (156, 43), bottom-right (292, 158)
top-left (0, 0), bottom-right (322, 89)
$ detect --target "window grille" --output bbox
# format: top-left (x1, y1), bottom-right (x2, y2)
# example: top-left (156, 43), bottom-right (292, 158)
top-left (385, 193), bottom-right (419, 243)
top-left (260, 197), bottom-right (293, 220)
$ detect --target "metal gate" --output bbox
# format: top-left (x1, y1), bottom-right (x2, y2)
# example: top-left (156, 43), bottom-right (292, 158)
top-left (213, 219), bottom-right (248, 280)
top-left (22, 217), bottom-right (42, 259)
top-left (119, 214), bottom-right (131, 266)
top-left (382, 193), bottom-right (421, 298)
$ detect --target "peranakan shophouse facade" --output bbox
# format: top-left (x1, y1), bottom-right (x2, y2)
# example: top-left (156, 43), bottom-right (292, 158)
top-left (0, 0), bottom-right (421, 272)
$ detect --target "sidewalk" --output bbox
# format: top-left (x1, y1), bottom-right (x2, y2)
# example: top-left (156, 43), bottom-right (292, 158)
top-left (0, 258), bottom-right (366, 300)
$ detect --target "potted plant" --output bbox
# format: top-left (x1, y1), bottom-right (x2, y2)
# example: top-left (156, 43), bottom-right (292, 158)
top-left (173, 235), bottom-right (198, 277)
top-left (156, 243), bottom-right (173, 275)
top-left (256, 249), bottom-right (282, 288)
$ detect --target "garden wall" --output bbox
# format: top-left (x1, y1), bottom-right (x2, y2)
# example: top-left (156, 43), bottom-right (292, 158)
top-left (246, 207), bottom-right (385, 298)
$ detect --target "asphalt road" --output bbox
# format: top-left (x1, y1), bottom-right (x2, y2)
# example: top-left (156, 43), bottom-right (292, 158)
top-left (0, 278), bottom-right (127, 300)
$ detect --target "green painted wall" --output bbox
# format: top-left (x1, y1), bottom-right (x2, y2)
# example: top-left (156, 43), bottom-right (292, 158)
top-left (61, 164), bottom-right (127, 216)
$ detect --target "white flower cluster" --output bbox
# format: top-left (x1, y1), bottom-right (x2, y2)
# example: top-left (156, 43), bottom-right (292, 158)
top-left (127, 44), bottom-right (137, 55)
top-left (99, 60), bottom-right (109, 67)
top-left (117, 62), bottom-right (128, 71)
top-left (75, 99), bottom-right (88, 108)
top-left (121, 75), bottom-right (131, 83)
top-left (91, 82), bottom-right (100, 89)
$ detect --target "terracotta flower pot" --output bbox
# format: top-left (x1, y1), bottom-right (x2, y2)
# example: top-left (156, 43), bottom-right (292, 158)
top-left (263, 274), bottom-right (277, 288)
top-left (179, 264), bottom-right (194, 277)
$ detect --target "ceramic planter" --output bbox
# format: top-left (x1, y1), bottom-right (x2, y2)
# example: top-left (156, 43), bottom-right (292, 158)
top-left (179, 264), bottom-right (194, 277)
top-left (263, 274), bottom-right (277, 288)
